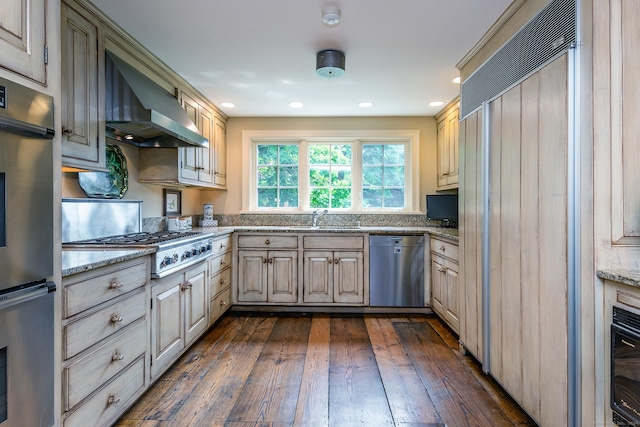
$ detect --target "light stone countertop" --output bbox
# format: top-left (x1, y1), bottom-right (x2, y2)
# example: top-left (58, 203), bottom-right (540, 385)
top-left (597, 269), bottom-right (640, 289)
top-left (62, 226), bottom-right (457, 277)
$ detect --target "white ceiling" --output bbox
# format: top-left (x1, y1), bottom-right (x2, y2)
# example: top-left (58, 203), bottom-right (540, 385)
top-left (90, 0), bottom-right (512, 117)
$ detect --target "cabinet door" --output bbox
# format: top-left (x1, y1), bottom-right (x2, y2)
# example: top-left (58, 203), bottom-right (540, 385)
top-left (151, 275), bottom-right (184, 378)
top-left (436, 104), bottom-right (460, 190)
top-left (444, 260), bottom-right (459, 332)
top-left (184, 262), bottom-right (208, 346)
top-left (333, 251), bottom-right (364, 304)
top-left (213, 118), bottom-right (227, 186)
top-left (303, 251), bottom-right (333, 303)
top-left (61, 5), bottom-right (106, 171)
top-left (267, 250), bottom-right (298, 303)
top-left (0, 0), bottom-right (46, 83)
top-left (237, 250), bottom-right (268, 302)
top-left (198, 105), bottom-right (214, 184)
top-left (431, 254), bottom-right (445, 318)
top-left (180, 92), bottom-right (201, 182)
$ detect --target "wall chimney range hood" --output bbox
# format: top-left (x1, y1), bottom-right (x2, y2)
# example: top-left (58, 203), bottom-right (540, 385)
top-left (105, 51), bottom-right (208, 148)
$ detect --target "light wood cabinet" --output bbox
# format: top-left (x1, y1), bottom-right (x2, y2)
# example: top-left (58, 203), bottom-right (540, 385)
top-left (208, 234), bottom-right (232, 325)
top-left (430, 237), bottom-right (459, 333)
top-left (435, 98), bottom-right (460, 190)
top-left (138, 91), bottom-right (227, 189)
top-left (303, 250), bottom-right (364, 304)
top-left (0, 0), bottom-right (47, 84)
top-left (61, 2), bottom-right (107, 171)
top-left (61, 256), bottom-right (149, 427)
top-left (150, 260), bottom-right (208, 379)
top-left (237, 249), bottom-right (298, 303)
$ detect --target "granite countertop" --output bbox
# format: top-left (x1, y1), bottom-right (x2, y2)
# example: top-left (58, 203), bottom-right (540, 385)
top-left (597, 269), bottom-right (640, 289)
top-left (62, 226), bottom-right (457, 278)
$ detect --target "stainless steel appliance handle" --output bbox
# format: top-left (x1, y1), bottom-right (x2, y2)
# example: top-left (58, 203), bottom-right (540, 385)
top-left (0, 281), bottom-right (55, 310)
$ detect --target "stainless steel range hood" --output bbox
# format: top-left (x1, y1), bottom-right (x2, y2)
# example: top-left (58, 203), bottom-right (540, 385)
top-left (105, 51), bottom-right (208, 148)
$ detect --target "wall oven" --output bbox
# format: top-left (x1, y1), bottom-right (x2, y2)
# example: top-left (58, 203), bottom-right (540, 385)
top-left (611, 305), bottom-right (640, 426)
top-left (0, 77), bottom-right (56, 427)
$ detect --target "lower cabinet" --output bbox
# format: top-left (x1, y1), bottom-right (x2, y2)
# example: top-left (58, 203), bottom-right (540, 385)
top-left (237, 250), bottom-right (298, 303)
top-left (208, 235), bottom-right (233, 325)
top-left (61, 257), bottom-right (149, 427)
top-left (150, 261), bottom-right (208, 379)
top-left (430, 236), bottom-right (460, 333)
top-left (303, 251), bottom-right (364, 304)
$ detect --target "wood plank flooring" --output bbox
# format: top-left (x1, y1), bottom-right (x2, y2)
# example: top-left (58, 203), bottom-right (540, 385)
top-left (115, 313), bottom-right (537, 427)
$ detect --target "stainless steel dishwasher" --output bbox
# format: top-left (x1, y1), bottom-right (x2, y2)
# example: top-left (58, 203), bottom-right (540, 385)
top-left (369, 235), bottom-right (425, 307)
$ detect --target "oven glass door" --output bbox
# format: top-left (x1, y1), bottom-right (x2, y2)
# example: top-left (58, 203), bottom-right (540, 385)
top-left (611, 323), bottom-right (640, 424)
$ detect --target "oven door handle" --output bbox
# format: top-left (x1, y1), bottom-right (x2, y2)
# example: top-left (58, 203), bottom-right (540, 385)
top-left (0, 281), bottom-right (56, 310)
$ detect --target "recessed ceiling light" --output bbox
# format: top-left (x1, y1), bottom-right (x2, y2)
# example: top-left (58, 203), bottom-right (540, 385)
top-left (358, 101), bottom-right (374, 108)
top-left (220, 102), bottom-right (235, 108)
top-left (452, 76), bottom-right (461, 84)
top-left (289, 102), bottom-right (304, 108)
top-left (429, 101), bottom-right (444, 107)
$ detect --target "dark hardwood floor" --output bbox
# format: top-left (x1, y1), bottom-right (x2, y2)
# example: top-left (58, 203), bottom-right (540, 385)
top-left (115, 313), bottom-right (537, 427)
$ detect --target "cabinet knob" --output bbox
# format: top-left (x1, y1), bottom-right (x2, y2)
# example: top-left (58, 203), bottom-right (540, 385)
top-left (263, 258), bottom-right (268, 263)
top-left (265, 239), bottom-right (270, 245)
top-left (111, 352), bottom-right (125, 362)
top-left (109, 281), bottom-right (123, 290)
top-left (268, 258), bottom-right (273, 264)
top-left (220, 243), bottom-right (227, 249)
top-left (220, 260), bottom-right (227, 266)
top-left (220, 300), bottom-right (227, 306)
top-left (440, 246), bottom-right (446, 251)
top-left (334, 258), bottom-right (339, 264)
top-left (107, 395), bottom-right (120, 406)
top-left (62, 128), bottom-right (74, 136)
top-left (328, 259), bottom-right (333, 264)
top-left (181, 282), bottom-right (193, 291)
top-left (220, 278), bottom-right (227, 285)
top-left (110, 315), bottom-right (123, 323)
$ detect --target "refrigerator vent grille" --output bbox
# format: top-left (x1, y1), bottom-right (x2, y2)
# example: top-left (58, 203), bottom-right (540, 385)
top-left (460, 0), bottom-right (576, 118)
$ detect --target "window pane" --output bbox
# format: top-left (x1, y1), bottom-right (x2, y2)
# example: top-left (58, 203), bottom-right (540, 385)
top-left (384, 188), bottom-right (405, 207)
top-left (331, 145), bottom-right (352, 165)
top-left (331, 167), bottom-right (352, 187)
top-left (362, 145), bottom-right (382, 165)
top-left (309, 167), bottom-right (330, 186)
top-left (383, 144), bottom-right (405, 164)
top-left (257, 145), bottom-right (278, 165)
top-left (362, 166), bottom-right (382, 187)
top-left (331, 188), bottom-right (352, 208)
top-left (363, 188), bottom-right (383, 208)
top-left (279, 189), bottom-right (298, 207)
top-left (279, 145), bottom-right (298, 164)
top-left (309, 145), bottom-right (330, 164)
top-left (258, 166), bottom-right (277, 186)
top-left (279, 166), bottom-right (298, 186)
top-left (310, 188), bottom-right (330, 208)
top-left (258, 188), bottom-right (277, 207)
top-left (384, 166), bottom-right (405, 187)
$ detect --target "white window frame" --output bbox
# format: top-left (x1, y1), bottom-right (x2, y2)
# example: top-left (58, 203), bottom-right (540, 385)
top-left (242, 130), bottom-right (421, 214)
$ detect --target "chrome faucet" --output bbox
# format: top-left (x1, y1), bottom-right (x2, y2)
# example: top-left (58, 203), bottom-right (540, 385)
top-left (312, 209), bottom-right (328, 227)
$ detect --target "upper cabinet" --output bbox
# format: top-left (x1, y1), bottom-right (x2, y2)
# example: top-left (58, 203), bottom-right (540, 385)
top-left (213, 117), bottom-right (227, 187)
top-left (435, 98), bottom-right (459, 190)
top-left (0, 0), bottom-right (47, 84)
top-left (61, 2), bottom-right (107, 171)
top-left (179, 90), bottom-right (214, 185)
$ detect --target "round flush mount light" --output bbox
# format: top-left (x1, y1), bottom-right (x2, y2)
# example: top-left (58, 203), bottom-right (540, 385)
top-left (358, 101), bottom-right (374, 108)
top-left (452, 76), bottom-right (461, 84)
top-left (316, 49), bottom-right (345, 78)
top-left (289, 101), bottom-right (304, 108)
top-left (322, 7), bottom-right (341, 27)
top-left (429, 100), bottom-right (445, 107)
top-left (220, 102), bottom-right (235, 108)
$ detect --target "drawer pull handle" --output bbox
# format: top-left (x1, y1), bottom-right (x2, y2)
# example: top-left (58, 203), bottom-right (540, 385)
top-left (107, 395), bottom-right (120, 406)
top-left (110, 315), bottom-right (123, 323)
top-left (109, 281), bottom-right (124, 289)
top-left (220, 243), bottom-right (227, 249)
top-left (220, 278), bottom-right (227, 285)
top-left (220, 260), bottom-right (227, 265)
top-left (440, 246), bottom-right (446, 251)
top-left (220, 300), bottom-right (227, 306)
top-left (265, 239), bottom-right (270, 245)
top-left (111, 352), bottom-right (125, 361)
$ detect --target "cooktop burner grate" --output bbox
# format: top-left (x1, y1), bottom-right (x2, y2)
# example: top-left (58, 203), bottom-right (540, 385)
top-left (65, 231), bottom-right (201, 246)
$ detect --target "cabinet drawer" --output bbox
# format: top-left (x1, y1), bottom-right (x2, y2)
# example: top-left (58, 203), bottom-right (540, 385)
top-left (237, 234), bottom-right (298, 249)
top-left (63, 356), bottom-right (145, 427)
top-left (63, 257), bottom-right (147, 318)
top-left (209, 251), bottom-right (231, 277)
top-left (210, 235), bottom-right (232, 256)
top-left (210, 286), bottom-right (231, 323)
top-left (303, 235), bottom-right (365, 250)
top-left (430, 238), bottom-right (459, 261)
top-left (64, 290), bottom-right (146, 359)
top-left (64, 319), bottom-right (147, 410)
top-left (210, 267), bottom-right (231, 298)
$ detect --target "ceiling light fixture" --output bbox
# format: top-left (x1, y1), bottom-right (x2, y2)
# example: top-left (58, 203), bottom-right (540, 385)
top-left (220, 102), bottom-right (235, 108)
top-left (452, 76), bottom-right (461, 84)
top-left (429, 101), bottom-right (444, 107)
top-left (316, 49), bottom-right (345, 78)
top-left (289, 101), bottom-right (304, 108)
top-left (322, 7), bottom-right (341, 27)
top-left (358, 101), bottom-right (374, 108)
